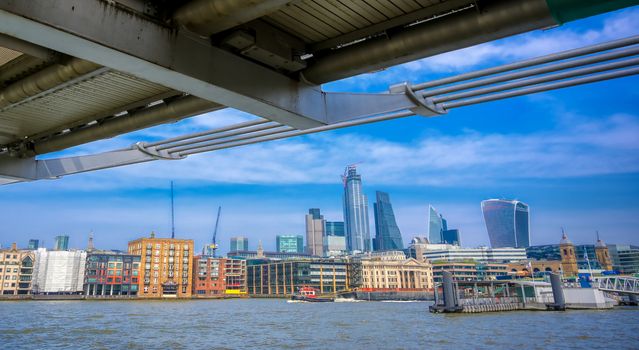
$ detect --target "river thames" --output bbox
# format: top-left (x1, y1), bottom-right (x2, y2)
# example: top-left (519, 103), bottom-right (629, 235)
top-left (1, 299), bottom-right (638, 349)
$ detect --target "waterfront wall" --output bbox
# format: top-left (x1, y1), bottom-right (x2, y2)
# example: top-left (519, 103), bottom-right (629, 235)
top-left (352, 291), bottom-right (433, 301)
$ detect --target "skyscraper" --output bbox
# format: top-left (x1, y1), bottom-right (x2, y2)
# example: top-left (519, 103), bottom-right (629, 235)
top-left (325, 221), bottom-right (345, 236)
top-left (276, 235), bottom-right (304, 253)
top-left (442, 229), bottom-right (461, 246)
top-left (305, 208), bottom-right (325, 256)
top-left (28, 239), bottom-right (39, 250)
top-left (428, 206), bottom-right (445, 244)
top-left (343, 166), bottom-right (371, 252)
top-left (230, 236), bottom-right (249, 252)
top-left (481, 199), bottom-right (530, 248)
top-left (373, 191), bottom-right (404, 251)
top-left (54, 235), bottom-right (69, 250)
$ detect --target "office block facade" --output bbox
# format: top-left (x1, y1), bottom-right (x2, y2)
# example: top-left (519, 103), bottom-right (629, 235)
top-left (247, 259), bottom-right (349, 295)
top-left (84, 252), bottom-right (141, 296)
top-left (305, 208), bottom-right (325, 256)
top-left (277, 235), bottom-right (304, 253)
top-left (54, 235), bottom-right (70, 250)
top-left (230, 236), bottom-right (249, 252)
top-left (325, 221), bottom-right (345, 236)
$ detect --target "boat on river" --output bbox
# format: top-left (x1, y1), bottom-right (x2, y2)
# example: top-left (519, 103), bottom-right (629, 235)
top-left (290, 286), bottom-right (334, 302)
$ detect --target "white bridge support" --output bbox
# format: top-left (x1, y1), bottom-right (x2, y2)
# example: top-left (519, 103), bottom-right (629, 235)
top-left (596, 276), bottom-right (639, 295)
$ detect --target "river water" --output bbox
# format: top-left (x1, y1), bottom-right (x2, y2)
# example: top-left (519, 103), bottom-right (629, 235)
top-left (0, 299), bottom-right (637, 349)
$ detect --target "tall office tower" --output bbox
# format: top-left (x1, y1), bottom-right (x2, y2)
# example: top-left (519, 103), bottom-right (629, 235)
top-left (481, 199), bottom-right (530, 248)
top-left (28, 239), bottom-right (39, 250)
top-left (305, 208), bottom-right (325, 256)
top-left (428, 206), bottom-right (445, 244)
top-left (230, 236), bottom-right (249, 252)
top-left (325, 221), bottom-right (345, 236)
top-left (373, 191), bottom-right (404, 251)
top-left (276, 235), bottom-right (304, 253)
top-left (342, 166), bottom-right (371, 252)
top-left (54, 235), bottom-right (69, 250)
top-left (442, 229), bottom-right (461, 246)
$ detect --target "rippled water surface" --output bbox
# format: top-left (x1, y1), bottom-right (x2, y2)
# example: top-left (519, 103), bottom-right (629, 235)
top-left (1, 299), bottom-right (638, 349)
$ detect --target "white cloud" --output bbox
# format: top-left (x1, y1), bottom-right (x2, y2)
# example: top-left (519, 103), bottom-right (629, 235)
top-left (30, 112), bottom-right (639, 191)
top-left (326, 7), bottom-right (639, 91)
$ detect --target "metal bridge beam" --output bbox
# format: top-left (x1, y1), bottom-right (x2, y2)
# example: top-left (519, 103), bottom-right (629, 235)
top-left (0, 0), bottom-right (343, 129)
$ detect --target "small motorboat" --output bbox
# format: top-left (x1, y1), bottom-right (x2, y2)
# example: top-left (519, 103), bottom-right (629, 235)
top-left (290, 286), bottom-right (334, 302)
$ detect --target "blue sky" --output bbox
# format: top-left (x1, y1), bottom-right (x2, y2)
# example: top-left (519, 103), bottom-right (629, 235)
top-left (2, 7), bottom-right (638, 253)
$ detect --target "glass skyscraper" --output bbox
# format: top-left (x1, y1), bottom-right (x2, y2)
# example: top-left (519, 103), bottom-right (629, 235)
top-left (373, 191), bottom-right (404, 251)
top-left (325, 221), bottom-right (345, 236)
top-left (342, 166), bottom-right (371, 252)
top-left (481, 199), bottom-right (530, 248)
top-left (276, 235), bottom-right (304, 253)
top-left (28, 239), bottom-right (39, 250)
top-left (428, 206), bottom-right (446, 244)
top-left (442, 229), bottom-right (461, 246)
top-left (230, 236), bottom-right (249, 251)
top-left (54, 235), bottom-right (69, 250)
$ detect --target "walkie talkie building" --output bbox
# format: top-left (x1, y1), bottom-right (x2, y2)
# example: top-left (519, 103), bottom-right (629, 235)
top-left (481, 199), bottom-right (530, 248)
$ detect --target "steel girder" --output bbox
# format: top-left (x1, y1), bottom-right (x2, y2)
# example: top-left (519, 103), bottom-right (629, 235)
top-left (0, 0), bottom-right (429, 130)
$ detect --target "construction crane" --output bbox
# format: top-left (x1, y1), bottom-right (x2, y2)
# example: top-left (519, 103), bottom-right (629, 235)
top-left (207, 206), bottom-right (221, 257)
top-left (341, 162), bottom-right (363, 186)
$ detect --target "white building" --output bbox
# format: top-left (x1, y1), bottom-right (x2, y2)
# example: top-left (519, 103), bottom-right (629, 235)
top-left (408, 238), bottom-right (526, 263)
top-left (32, 248), bottom-right (87, 294)
top-left (324, 235), bottom-right (347, 256)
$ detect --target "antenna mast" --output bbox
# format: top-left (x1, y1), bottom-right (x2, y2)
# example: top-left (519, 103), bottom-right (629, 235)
top-left (171, 181), bottom-right (175, 239)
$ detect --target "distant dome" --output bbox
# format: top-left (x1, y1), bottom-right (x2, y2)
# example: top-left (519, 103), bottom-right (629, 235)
top-left (559, 231), bottom-right (572, 245)
top-left (595, 232), bottom-right (606, 248)
top-left (411, 236), bottom-right (429, 244)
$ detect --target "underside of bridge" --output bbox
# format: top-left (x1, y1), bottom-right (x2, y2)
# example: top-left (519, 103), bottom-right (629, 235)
top-left (0, 0), bottom-right (637, 184)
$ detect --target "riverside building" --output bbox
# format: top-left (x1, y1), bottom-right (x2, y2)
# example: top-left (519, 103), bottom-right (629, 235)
top-left (0, 243), bottom-right (35, 295)
top-left (247, 259), bottom-right (349, 296)
top-left (127, 233), bottom-right (194, 298)
top-left (607, 244), bottom-right (639, 274)
top-left (526, 234), bottom-right (615, 272)
top-left (431, 261), bottom-right (510, 282)
top-left (192, 256), bottom-right (247, 297)
top-left (84, 251), bottom-right (141, 297)
top-left (359, 251), bottom-right (433, 290)
top-left (407, 240), bottom-right (527, 263)
top-left (32, 248), bottom-right (86, 294)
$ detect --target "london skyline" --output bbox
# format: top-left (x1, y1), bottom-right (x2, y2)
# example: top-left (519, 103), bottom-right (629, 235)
top-left (2, 7), bottom-right (639, 252)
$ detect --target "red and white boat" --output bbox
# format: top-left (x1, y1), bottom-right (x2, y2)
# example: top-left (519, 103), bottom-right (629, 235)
top-left (290, 286), bottom-right (334, 302)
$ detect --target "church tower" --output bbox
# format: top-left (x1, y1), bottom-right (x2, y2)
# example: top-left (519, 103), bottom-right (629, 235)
top-left (559, 229), bottom-right (578, 276)
top-left (594, 232), bottom-right (613, 271)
